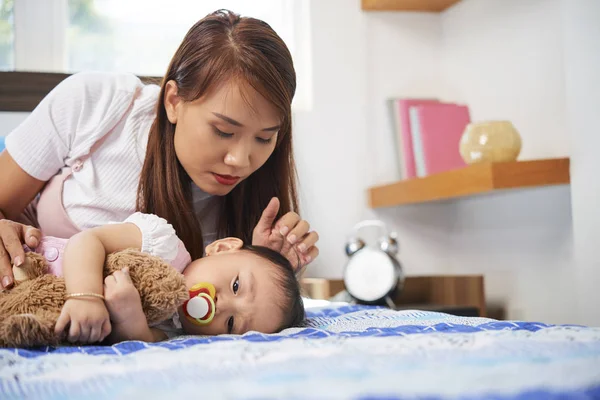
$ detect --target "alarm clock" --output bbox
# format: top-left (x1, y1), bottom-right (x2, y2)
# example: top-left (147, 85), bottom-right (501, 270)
top-left (343, 220), bottom-right (404, 307)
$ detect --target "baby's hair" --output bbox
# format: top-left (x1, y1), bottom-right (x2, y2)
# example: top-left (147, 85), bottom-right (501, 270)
top-left (241, 245), bottom-right (305, 331)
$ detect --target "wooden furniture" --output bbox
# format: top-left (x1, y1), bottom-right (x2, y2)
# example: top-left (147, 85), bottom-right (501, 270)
top-left (361, 0), bottom-right (461, 12)
top-left (0, 72), bottom-right (160, 112)
top-left (302, 275), bottom-right (486, 317)
top-left (368, 157), bottom-right (570, 208)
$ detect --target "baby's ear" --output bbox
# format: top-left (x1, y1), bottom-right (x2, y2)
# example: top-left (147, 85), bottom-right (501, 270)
top-left (205, 237), bottom-right (244, 256)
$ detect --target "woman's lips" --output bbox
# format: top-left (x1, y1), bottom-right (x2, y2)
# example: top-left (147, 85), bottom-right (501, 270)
top-left (213, 173), bottom-right (240, 186)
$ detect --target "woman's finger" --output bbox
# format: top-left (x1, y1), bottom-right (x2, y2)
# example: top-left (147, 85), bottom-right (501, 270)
top-left (1, 229), bottom-right (26, 269)
top-left (280, 236), bottom-right (295, 263)
top-left (266, 229), bottom-right (285, 252)
top-left (22, 225), bottom-right (41, 249)
top-left (303, 246), bottom-right (319, 266)
top-left (296, 231), bottom-right (319, 254)
top-left (0, 238), bottom-right (13, 289)
top-left (274, 212), bottom-right (300, 238)
top-left (286, 220), bottom-right (309, 246)
top-left (254, 197), bottom-right (280, 235)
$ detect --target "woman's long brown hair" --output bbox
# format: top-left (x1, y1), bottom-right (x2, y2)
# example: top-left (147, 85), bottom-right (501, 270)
top-left (137, 9), bottom-right (298, 260)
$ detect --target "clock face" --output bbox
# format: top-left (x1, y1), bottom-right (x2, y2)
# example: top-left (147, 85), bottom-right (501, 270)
top-left (344, 248), bottom-right (397, 302)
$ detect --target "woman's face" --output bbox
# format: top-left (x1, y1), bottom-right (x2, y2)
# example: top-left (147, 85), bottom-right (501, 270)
top-left (165, 79), bottom-right (281, 196)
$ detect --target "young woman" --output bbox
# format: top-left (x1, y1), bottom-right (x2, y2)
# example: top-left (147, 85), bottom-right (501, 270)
top-left (0, 9), bottom-right (319, 290)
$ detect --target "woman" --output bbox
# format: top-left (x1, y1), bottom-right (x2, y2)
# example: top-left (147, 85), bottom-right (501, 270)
top-left (0, 9), bottom-right (319, 289)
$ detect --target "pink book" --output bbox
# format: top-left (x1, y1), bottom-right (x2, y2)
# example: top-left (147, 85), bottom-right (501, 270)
top-left (393, 99), bottom-right (439, 179)
top-left (409, 103), bottom-right (471, 177)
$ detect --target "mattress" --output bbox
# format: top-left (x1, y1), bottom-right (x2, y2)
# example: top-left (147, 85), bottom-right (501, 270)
top-left (1, 302), bottom-right (599, 399)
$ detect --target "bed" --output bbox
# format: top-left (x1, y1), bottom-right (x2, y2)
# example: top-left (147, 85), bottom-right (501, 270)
top-left (1, 301), bottom-right (599, 399)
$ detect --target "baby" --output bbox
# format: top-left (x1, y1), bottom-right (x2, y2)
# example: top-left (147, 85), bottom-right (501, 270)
top-left (23, 212), bottom-right (304, 344)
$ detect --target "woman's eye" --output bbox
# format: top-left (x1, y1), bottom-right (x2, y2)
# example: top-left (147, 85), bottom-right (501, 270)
top-left (256, 137), bottom-right (273, 144)
top-left (227, 316), bottom-right (235, 334)
top-left (214, 127), bottom-right (234, 138)
top-left (232, 277), bottom-right (239, 294)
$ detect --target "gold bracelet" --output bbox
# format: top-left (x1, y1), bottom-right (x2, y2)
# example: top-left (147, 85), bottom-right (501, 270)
top-left (65, 292), bottom-right (105, 301)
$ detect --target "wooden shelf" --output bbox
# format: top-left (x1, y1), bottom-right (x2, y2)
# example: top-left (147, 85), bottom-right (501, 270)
top-left (361, 0), bottom-right (461, 12)
top-left (301, 275), bottom-right (487, 317)
top-left (368, 158), bottom-right (570, 208)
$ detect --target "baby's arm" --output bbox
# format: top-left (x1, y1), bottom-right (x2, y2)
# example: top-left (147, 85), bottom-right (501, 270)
top-left (55, 222), bottom-right (144, 343)
top-left (102, 267), bottom-right (167, 343)
top-left (58, 212), bottom-right (187, 343)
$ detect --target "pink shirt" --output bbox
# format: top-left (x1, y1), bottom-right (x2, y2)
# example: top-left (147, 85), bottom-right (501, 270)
top-left (28, 213), bottom-right (192, 276)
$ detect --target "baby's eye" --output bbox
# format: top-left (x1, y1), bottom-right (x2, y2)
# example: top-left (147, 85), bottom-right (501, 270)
top-left (227, 316), bottom-right (235, 334)
top-left (232, 277), bottom-right (239, 294)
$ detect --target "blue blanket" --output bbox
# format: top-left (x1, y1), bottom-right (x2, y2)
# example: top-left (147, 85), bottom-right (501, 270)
top-left (1, 304), bottom-right (599, 399)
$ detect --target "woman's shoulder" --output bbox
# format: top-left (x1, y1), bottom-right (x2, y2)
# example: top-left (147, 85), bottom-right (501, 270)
top-left (57, 71), bottom-right (148, 98)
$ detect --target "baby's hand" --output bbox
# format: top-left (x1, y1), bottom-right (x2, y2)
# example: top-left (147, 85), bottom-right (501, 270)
top-left (104, 267), bottom-right (145, 325)
top-left (55, 296), bottom-right (111, 343)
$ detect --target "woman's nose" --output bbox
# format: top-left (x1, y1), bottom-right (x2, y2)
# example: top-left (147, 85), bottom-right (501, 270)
top-left (224, 144), bottom-right (250, 169)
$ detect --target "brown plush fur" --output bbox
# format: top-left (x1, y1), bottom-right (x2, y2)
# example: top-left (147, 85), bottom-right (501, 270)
top-left (0, 249), bottom-right (189, 348)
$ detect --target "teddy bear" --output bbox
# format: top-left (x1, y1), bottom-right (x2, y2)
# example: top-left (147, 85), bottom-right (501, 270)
top-left (0, 248), bottom-right (189, 348)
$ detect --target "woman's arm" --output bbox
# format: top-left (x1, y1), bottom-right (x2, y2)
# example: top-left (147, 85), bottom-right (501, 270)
top-left (0, 151), bottom-right (46, 219)
top-left (0, 151), bottom-right (45, 288)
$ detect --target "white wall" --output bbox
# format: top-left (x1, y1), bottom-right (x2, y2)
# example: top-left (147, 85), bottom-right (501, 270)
top-left (0, 112), bottom-right (28, 136)
top-left (441, 0), bottom-right (569, 160)
top-left (434, 0), bottom-right (576, 324)
top-left (299, 0), bottom-right (595, 325)
top-left (563, 0), bottom-right (600, 327)
top-left (294, 1), bottom-right (453, 282)
top-left (293, 0), bottom-right (369, 279)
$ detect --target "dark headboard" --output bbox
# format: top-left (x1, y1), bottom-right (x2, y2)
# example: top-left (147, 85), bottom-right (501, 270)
top-left (0, 72), bottom-right (161, 112)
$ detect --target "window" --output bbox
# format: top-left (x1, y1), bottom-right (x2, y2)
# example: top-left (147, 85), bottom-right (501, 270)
top-left (2, 0), bottom-right (312, 110)
top-left (0, 0), bottom-right (14, 70)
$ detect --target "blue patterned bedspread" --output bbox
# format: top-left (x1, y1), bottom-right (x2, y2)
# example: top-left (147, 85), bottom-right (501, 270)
top-left (1, 303), bottom-right (599, 399)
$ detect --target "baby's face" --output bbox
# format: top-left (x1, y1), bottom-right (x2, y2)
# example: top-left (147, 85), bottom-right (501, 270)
top-left (179, 243), bottom-right (286, 336)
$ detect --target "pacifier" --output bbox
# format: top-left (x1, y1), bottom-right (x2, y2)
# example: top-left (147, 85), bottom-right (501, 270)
top-left (182, 282), bottom-right (216, 326)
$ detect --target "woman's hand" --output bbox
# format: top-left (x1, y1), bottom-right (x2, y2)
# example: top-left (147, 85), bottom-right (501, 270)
top-left (55, 296), bottom-right (111, 344)
top-left (0, 218), bottom-right (42, 289)
top-left (252, 198), bottom-right (319, 272)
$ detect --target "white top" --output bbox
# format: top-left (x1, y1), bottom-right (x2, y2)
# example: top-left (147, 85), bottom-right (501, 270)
top-left (123, 212), bottom-right (189, 337)
top-left (121, 212), bottom-right (191, 273)
top-left (5, 71), bottom-right (218, 245)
